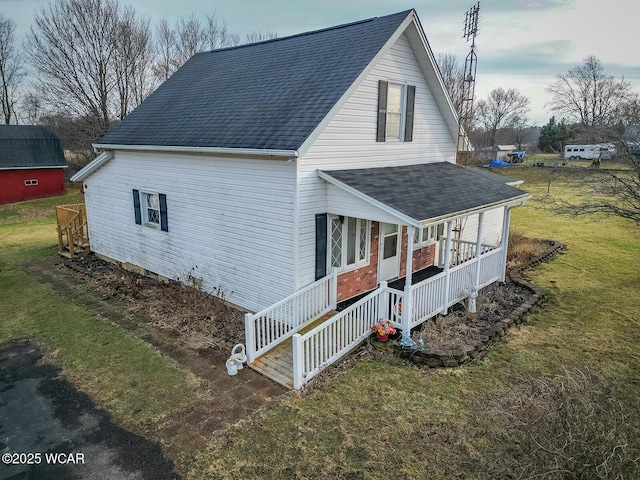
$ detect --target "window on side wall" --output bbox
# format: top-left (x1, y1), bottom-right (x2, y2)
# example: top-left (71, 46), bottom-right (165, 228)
top-left (376, 80), bottom-right (416, 143)
top-left (329, 216), bottom-right (370, 271)
top-left (413, 224), bottom-right (444, 249)
top-left (133, 189), bottom-right (168, 231)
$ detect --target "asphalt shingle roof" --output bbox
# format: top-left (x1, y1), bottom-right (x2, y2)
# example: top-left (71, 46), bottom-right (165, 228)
top-left (0, 126), bottom-right (67, 169)
top-left (320, 162), bottom-right (530, 222)
top-left (98, 10), bottom-right (412, 150)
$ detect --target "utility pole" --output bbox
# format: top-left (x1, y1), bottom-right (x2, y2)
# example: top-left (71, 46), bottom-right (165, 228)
top-left (457, 2), bottom-right (480, 166)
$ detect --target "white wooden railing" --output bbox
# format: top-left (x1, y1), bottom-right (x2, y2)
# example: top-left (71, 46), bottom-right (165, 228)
top-left (292, 285), bottom-right (404, 389)
top-left (439, 237), bottom-right (500, 267)
top-left (409, 272), bottom-right (446, 328)
top-left (245, 270), bottom-right (337, 363)
top-left (410, 245), bottom-right (505, 328)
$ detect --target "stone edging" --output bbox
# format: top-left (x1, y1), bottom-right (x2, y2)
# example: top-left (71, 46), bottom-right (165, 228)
top-left (391, 239), bottom-right (565, 367)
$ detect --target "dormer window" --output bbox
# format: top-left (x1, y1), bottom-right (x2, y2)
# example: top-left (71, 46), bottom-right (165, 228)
top-left (377, 80), bottom-right (415, 143)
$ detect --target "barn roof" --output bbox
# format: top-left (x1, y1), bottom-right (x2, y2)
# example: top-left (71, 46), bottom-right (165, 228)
top-left (0, 126), bottom-right (67, 170)
top-left (97, 10), bottom-right (413, 151)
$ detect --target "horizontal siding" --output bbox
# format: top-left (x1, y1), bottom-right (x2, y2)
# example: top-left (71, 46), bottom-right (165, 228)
top-left (457, 208), bottom-right (505, 245)
top-left (84, 151), bottom-right (296, 312)
top-left (296, 32), bottom-right (457, 287)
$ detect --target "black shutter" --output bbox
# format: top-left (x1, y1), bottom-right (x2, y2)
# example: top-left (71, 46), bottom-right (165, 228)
top-left (159, 194), bottom-right (168, 232)
top-left (133, 189), bottom-right (142, 225)
top-left (404, 85), bottom-right (416, 142)
top-left (376, 80), bottom-right (388, 142)
top-left (315, 213), bottom-right (328, 280)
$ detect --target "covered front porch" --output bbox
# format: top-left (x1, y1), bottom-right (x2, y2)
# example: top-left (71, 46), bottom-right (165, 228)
top-left (245, 162), bottom-right (530, 389)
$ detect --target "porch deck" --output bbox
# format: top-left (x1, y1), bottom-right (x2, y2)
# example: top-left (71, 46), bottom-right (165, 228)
top-left (250, 310), bottom-right (338, 389)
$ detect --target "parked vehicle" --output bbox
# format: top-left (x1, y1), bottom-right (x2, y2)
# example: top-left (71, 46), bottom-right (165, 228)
top-left (564, 145), bottom-right (601, 160)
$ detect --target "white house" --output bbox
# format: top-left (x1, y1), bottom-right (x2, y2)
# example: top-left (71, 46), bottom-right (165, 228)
top-left (73, 9), bottom-right (530, 388)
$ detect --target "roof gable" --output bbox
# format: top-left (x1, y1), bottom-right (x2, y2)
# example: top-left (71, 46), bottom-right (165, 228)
top-left (98, 10), bottom-right (413, 151)
top-left (0, 126), bottom-right (67, 169)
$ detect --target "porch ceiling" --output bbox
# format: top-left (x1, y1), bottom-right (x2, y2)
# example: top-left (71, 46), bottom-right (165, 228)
top-left (318, 162), bottom-right (531, 226)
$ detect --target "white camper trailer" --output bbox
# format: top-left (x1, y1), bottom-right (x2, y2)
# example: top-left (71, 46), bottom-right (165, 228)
top-left (564, 145), bottom-right (601, 160)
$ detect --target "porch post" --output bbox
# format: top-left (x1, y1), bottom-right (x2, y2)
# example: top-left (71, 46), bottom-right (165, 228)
top-left (500, 206), bottom-right (512, 282)
top-left (330, 268), bottom-right (338, 309)
top-left (469, 212), bottom-right (484, 313)
top-left (441, 222), bottom-right (454, 314)
top-left (400, 225), bottom-right (415, 347)
top-left (244, 313), bottom-right (256, 364)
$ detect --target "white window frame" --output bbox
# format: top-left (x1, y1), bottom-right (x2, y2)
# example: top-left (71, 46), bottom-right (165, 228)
top-left (413, 224), bottom-right (444, 249)
top-left (329, 215), bottom-right (370, 272)
top-left (24, 179), bottom-right (38, 186)
top-left (386, 82), bottom-right (407, 142)
top-left (142, 192), bottom-right (160, 228)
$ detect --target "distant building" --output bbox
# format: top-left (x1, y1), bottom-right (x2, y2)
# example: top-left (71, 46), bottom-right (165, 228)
top-left (0, 126), bottom-right (67, 204)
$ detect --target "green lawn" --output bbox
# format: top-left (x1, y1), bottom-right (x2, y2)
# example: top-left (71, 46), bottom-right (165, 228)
top-left (1, 170), bottom-right (638, 479)
top-left (0, 194), bottom-right (206, 425)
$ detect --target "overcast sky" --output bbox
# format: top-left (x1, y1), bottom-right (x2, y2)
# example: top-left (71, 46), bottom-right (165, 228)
top-left (3, 0), bottom-right (639, 125)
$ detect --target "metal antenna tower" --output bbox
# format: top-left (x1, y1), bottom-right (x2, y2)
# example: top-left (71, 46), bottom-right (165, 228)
top-left (457, 2), bottom-right (480, 166)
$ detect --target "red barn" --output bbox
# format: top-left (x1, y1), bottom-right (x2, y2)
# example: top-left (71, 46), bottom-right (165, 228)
top-left (0, 126), bottom-right (67, 204)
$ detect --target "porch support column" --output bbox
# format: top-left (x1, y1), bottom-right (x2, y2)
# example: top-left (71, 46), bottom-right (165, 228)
top-left (400, 225), bottom-right (415, 347)
top-left (500, 206), bottom-right (512, 282)
top-left (441, 222), bottom-right (454, 315)
top-left (469, 212), bottom-right (484, 313)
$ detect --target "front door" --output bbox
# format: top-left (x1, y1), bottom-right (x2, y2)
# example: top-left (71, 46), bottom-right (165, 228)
top-left (379, 223), bottom-right (400, 281)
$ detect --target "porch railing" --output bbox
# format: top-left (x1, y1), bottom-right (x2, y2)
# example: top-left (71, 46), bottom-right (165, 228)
top-left (410, 245), bottom-right (505, 328)
top-left (292, 284), bottom-right (404, 389)
top-left (439, 237), bottom-right (500, 267)
top-left (56, 204), bottom-right (90, 258)
top-left (245, 270), bottom-right (337, 363)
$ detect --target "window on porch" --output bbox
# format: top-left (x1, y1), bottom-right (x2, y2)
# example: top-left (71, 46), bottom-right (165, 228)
top-left (413, 223), bottom-right (444, 249)
top-left (329, 216), bottom-right (370, 271)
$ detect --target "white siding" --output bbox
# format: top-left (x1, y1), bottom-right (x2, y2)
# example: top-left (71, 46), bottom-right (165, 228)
top-left (296, 32), bottom-right (457, 287)
top-left (457, 208), bottom-right (505, 245)
top-left (84, 151), bottom-right (296, 312)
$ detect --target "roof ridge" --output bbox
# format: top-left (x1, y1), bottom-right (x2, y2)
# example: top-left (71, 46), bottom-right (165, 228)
top-left (202, 9), bottom-right (413, 54)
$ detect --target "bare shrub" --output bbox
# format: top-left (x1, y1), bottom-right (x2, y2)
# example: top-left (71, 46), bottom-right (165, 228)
top-left (475, 367), bottom-right (640, 479)
top-left (415, 283), bottom-right (527, 351)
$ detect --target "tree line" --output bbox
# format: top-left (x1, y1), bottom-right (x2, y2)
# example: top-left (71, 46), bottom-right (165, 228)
top-left (0, 0), bottom-right (276, 157)
top-left (437, 53), bottom-right (640, 155)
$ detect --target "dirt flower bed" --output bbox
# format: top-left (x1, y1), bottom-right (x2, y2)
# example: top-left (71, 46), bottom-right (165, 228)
top-left (413, 282), bottom-right (528, 352)
top-left (62, 255), bottom-right (245, 350)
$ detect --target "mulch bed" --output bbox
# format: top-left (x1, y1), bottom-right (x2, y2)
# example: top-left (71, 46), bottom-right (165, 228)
top-left (62, 255), bottom-right (245, 351)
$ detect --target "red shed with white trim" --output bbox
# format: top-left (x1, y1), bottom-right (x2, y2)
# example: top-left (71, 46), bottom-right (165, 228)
top-left (0, 126), bottom-right (67, 204)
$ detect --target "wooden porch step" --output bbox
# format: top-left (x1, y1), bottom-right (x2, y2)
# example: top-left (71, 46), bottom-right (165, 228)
top-left (249, 310), bottom-right (339, 389)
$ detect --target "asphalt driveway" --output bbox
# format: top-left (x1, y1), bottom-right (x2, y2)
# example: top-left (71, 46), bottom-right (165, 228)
top-left (0, 341), bottom-right (180, 480)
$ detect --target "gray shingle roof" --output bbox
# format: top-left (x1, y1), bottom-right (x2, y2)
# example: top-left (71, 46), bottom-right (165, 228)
top-left (320, 162), bottom-right (530, 223)
top-left (0, 126), bottom-right (67, 169)
top-left (98, 10), bottom-right (412, 150)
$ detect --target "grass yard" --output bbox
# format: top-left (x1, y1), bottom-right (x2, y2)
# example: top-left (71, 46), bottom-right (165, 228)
top-left (186, 166), bottom-right (640, 479)
top-left (0, 194), bottom-right (207, 426)
top-left (1, 167), bottom-right (639, 479)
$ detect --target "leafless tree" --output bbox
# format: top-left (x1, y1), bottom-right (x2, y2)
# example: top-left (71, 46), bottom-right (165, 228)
top-left (475, 87), bottom-right (530, 147)
top-left (0, 15), bottom-right (25, 124)
top-left (245, 30), bottom-right (278, 44)
top-left (21, 90), bottom-right (45, 125)
top-left (437, 52), bottom-right (464, 115)
top-left (173, 14), bottom-right (208, 69)
top-left (26, 0), bottom-right (121, 136)
top-left (113, 7), bottom-right (155, 119)
top-left (153, 17), bottom-right (176, 82)
top-left (547, 55), bottom-right (634, 127)
top-left (205, 12), bottom-right (240, 49)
